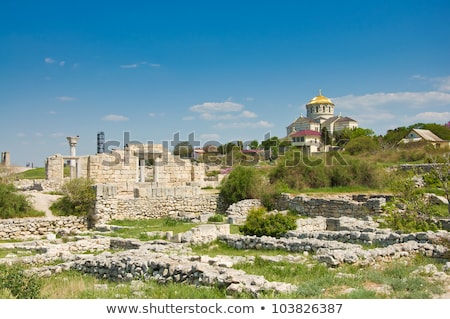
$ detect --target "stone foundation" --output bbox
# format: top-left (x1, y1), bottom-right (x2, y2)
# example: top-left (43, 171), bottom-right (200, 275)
top-left (0, 216), bottom-right (87, 240)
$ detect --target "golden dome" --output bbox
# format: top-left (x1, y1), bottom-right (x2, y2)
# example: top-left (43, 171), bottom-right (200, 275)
top-left (307, 90), bottom-right (334, 105)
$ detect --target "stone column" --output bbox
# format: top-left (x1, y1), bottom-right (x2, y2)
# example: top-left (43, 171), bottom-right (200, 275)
top-left (154, 157), bottom-right (161, 183)
top-left (139, 159), bottom-right (145, 182)
top-left (1, 152), bottom-right (10, 166)
top-left (67, 136), bottom-right (79, 179)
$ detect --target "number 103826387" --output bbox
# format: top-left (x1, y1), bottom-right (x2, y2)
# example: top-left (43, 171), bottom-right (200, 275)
top-left (271, 303), bottom-right (342, 314)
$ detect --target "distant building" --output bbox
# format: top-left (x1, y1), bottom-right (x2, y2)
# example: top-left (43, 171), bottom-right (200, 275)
top-left (286, 91), bottom-right (358, 151)
top-left (399, 128), bottom-right (449, 148)
top-left (290, 129), bottom-right (322, 152)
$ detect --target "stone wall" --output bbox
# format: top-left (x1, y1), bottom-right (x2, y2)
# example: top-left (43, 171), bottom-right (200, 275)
top-left (82, 152), bottom-right (138, 193)
top-left (0, 216), bottom-right (87, 240)
top-left (276, 193), bottom-right (387, 218)
top-left (218, 231), bottom-right (449, 267)
top-left (91, 186), bottom-right (391, 226)
top-left (45, 154), bottom-right (64, 185)
top-left (45, 150), bottom-right (210, 193)
top-left (91, 184), bottom-right (219, 225)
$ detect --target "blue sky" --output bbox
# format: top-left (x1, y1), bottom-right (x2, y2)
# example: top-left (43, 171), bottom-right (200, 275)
top-left (1, 0), bottom-right (450, 166)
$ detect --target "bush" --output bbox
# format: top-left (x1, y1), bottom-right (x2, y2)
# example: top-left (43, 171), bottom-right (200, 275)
top-left (0, 264), bottom-right (42, 298)
top-left (0, 183), bottom-right (43, 219)
top-left (379, 174), bottom-right (444, 232)
top-left (208, 214), bottom-right (225, 223)
top-left (344, 136), bottom-right (379, 155)
top-left (219, 166), bottom-right (264, 206)
top-left (50, 178), bottom-right (96, 216)
top-left (270, 151), bottom-right (385, 190)
top-left (379, 203), bottom-right (440, 233)
top-left (239, 207), bottom-right (297, 238)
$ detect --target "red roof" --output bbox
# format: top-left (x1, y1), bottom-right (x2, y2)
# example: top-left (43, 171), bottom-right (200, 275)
top-left (289, 129), bottom-right (321, 137)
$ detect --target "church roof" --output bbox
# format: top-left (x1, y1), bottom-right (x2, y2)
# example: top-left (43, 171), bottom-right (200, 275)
top-left (307, 90), bottom-right (335, 105)
top-left (289, 129), bottom-right (321, 137)
top-left (293, 116), bottom-right (317, 124)
top-left (322, 115), bottom-right (357, 126)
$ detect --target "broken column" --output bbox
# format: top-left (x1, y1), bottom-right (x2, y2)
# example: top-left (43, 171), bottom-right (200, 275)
top-left (67, 136), bottom-right (79, 179)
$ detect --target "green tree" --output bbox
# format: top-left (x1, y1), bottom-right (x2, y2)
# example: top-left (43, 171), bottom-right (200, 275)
top-left (335, 127), bottom-right (375, 146)
top-left (422, 123), bottom-right (450, 140)
top-left (248, 140), bottom-right (259, 150)
top-left (321, 127), bottom-right (332, 146)
top-left (219, 166), bottom-right (263, 206)
top-left (344, 136), bottom-right (379, 155)
top-left (261, 136), bottom-right (280, 160)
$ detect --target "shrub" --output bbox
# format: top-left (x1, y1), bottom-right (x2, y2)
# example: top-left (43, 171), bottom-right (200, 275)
top-left (270, 151), bottom-right (384, 190)
top-left (0, 264), bottom-right (42, 298)
top-left (379, 174), bottom-right (443, 232)
top-left (239, 207), bottom-right (297, 238)
top-left (51, 178), bottom-right (96, 216)
top-left (0, 183), bottom-right (43, 219)
top-left (219, 166), bottom-right (264, 206)
top-left (379, 202), bottom-right (440, 233)
top-left (208, 214), bottom-right (225, 223)
top-left (344, 136), bottom-right (379, 155)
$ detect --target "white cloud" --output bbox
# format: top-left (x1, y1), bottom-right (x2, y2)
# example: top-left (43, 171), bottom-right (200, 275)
top-left (101, 114), bottom-right (129, 121)
top-left (51, 132), bottom-right (65, 137)
top-left (120, 64), bottom-right (138, 69)
top-left (44, 57), bottom-right (55, 64)
top-left (148, 113), bottom-right (156, 117)
top-left (240, 110), bottom-right (257, 118)
top-left (411, 74), bottom-right (450, 92)
top-left (182, 116), bottom-right (195, 121)
top-left (333, 91), bottom-right (450, 111)
top-left (16, 132), bottom-right (26, 137)
top-left (403, 111), bottom-right (450, 124)
top-left (190, 101), bottom-right (243, 113)
top-left (245, 97), bottom-right (254, 102)
top-left (214, 120), bottom-right (273, 129)
top-left (433, 76), bottom-right (450, 92)
top-left (356, 112), bottom-right (396, 122)
top-left (200, 113), bottom-right (235, 121)
top-left (35, 132), bottom-right (43, 137)
top-left (59, 61), bottom-right (65, 66)
top-left (149, 63), bottom-right (160, 68)
top-left (56, 96), bottom-right (76, 102)
top-left (200, 133), bottom-right (221, 140)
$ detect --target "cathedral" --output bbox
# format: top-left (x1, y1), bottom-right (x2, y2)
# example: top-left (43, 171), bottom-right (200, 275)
top-left (286, 91), bottom-right (358, 152)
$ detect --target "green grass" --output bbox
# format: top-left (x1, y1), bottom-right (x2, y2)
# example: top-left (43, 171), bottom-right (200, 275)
top-left (232, 254), bottom-right (446, 299)
top-left (15, 167), bottom-right (46, 180)
top-left (103, 218), bottom-right (197, 240)
top-left (40, 270), bottom-right (254, 299)
top-left (26, 248), bottom-right (447, 299)
top-left (15, 166), bottom-right (70, 180)
top-left (191, 240), bottom-right (293, 257)
top-left (0, 248), bottom-right (37, 258)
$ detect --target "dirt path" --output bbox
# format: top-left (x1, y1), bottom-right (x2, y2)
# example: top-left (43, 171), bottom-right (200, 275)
top-left (27, 192), bottom-right (62, 218)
